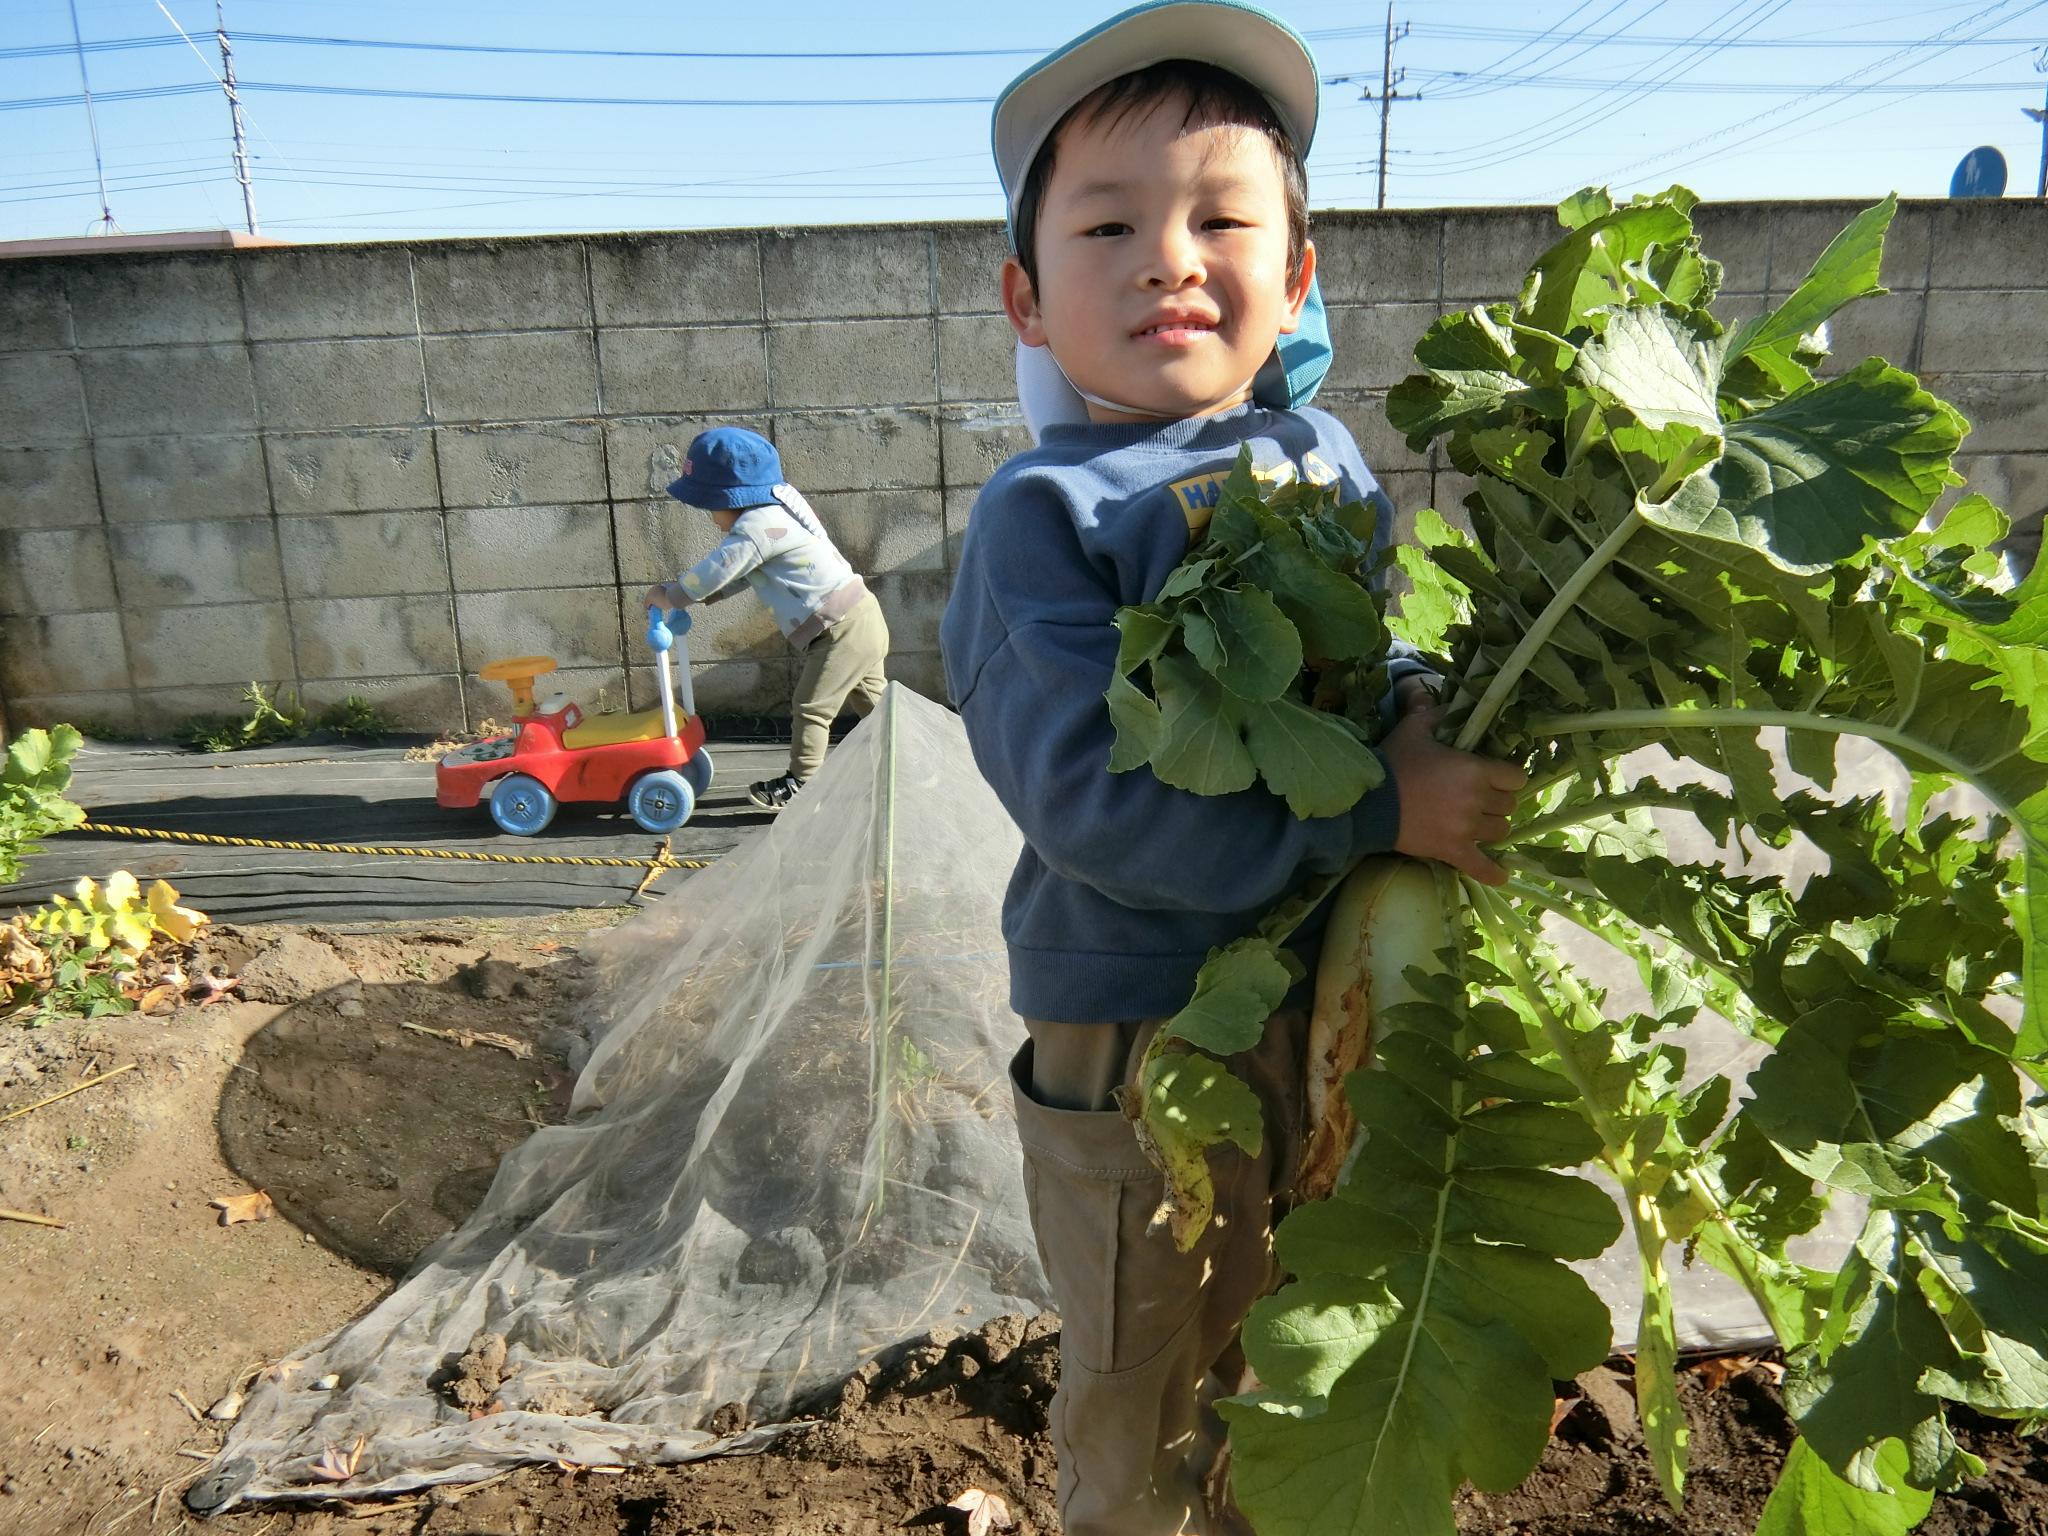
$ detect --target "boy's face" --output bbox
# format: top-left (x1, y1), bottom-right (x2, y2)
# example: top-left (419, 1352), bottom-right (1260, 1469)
top-left (1001, 95), bottom-right (1315, 425)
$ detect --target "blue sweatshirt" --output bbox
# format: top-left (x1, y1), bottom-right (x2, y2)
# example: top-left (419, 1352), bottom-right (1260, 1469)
top-left (941, 403), bottom-right (1431, 1024)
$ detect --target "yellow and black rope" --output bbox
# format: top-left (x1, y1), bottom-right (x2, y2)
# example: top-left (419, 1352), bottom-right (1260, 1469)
top-left (72, 823), bottom-right (711, 885)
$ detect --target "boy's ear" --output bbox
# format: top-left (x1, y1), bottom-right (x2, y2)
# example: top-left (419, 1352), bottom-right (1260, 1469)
top-left (1277, 241), bottom-right (1318, 336)
top-left (1000, 255), bottom-right (1049, 349)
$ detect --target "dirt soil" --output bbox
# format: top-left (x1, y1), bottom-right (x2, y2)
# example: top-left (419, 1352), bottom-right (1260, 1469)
top-left (2, 917), bottom-right (2045, 1536)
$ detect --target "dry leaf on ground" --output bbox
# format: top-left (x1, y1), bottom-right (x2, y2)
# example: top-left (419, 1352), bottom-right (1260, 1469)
top-left (209, 1190), bottom-right (275, 1226)
top-left (1687, 1354), bottom-right (1758, 1391)
top-left (194, 971), bottom-right (241, 1006)
top-left (946, 1487), bottom-right (1015, 1536)
top-left (131, 983), bottom-right (179, 1014)
top-left (1, 923), bottom-right (51, 988)
top-left (309, 1435), bottom-right (365, 1483)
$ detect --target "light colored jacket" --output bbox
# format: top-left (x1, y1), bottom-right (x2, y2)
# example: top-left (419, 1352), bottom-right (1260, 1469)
top-left (675, 485), bottom-right (868, 649)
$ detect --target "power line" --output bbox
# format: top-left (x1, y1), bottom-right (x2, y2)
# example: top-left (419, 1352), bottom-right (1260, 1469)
top-left (1379, 0), bottom-right (1789, 177)
top-left (1398, 67), bottom-right (2033, 93)
top-left (0, 80), bottom-right (997, 111)
top-left (0, 172), bottom-right (229, 208)
top-left (1409, 20), bottom-right (2029, 47)
top-left (1376, 0), bottom-right (1700, 161)
top-left (1, 81), bottom-right (216, 112)
top-left (0, 22), bottom-right (1400, 64)
top-left (1419, 0), bottom-right (1646, 103)
top-left (1576, 0), bottom-right (2044, 190)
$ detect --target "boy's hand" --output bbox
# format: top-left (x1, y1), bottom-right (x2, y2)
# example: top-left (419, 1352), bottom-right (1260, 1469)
top-left (643, 582), bottom-right (689, 611)
top-left (1381, 687), bottom-right (1526, 887)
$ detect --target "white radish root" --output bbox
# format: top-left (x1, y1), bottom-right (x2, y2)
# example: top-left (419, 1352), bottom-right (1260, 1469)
top-left (1299, 856), bottom-right (1447, 1203)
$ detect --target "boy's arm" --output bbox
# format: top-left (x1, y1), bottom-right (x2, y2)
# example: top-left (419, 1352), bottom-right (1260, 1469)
top-left (669, 529), bottom-right (764, 605)
top-left (956, 610), bottom-right (1401, 915)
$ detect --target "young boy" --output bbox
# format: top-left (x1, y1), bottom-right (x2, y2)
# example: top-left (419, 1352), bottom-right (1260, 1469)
top-left (647, 426), bottom-right (890, 810)
top-left (938, 5), bottom-right (1526, 1533)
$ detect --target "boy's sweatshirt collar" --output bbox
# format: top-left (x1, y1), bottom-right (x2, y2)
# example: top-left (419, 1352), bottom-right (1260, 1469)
top-left (1036, 402), bottom-right (1277, 453)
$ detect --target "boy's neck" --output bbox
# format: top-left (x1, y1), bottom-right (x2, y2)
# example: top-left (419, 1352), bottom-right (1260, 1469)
top-left (1082, 383), bottom-right (1256, 426)
top-left (1045, 400), bottom-right (1267, 443)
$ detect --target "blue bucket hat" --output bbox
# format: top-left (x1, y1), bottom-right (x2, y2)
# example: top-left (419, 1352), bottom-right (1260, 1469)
top-left (994, 0), bottom-right (1332, 435)
top-left (666, 427), bottom-right (782, 510)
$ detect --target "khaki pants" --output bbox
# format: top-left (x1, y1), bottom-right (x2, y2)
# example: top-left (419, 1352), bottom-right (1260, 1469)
top-left (1012, 1008), bottom-right (1306, 1536)
top-left (790, 592), bottom-right (890, 781)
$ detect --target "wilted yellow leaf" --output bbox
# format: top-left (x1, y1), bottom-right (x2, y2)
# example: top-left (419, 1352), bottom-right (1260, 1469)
top-left (210, 1190), bottom-right (276, 1226)
top-left (147, 880), bottom-right (208, 943)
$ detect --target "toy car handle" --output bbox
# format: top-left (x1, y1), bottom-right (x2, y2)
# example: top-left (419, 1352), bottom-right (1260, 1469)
top-left (646, 605), bottom-right (696, 737)
top-left (645, 606), bottom-right (692, 650)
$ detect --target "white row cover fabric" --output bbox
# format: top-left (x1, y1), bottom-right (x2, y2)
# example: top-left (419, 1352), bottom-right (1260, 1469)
top-left (201, 689), bottom-right (1866, 1509)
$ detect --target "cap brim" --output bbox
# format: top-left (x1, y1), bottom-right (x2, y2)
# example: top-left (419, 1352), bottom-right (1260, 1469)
top-left (665, 477), bottom-right (777, 510)
top-left (993, 1), bottom-right (1318, 226)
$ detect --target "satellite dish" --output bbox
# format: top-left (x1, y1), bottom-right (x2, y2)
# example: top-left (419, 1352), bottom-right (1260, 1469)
top-left (1950, 145), bottom-right (2008, 198)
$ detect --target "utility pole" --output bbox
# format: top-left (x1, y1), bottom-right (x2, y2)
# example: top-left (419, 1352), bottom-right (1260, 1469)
top-left (216, 0), bottom-right (259, 234)
top-left (1329, 9), bottom-right (1412, 210)
top-left (2024, 46), bottom-right (2048, 200)
top-left (1339, 7), bottom-right (1414, 209)
top-left (1376, 6), bottom-right (1409, 210)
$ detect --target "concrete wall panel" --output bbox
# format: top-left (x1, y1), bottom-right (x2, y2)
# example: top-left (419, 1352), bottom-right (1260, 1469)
top-left (125, 602), bottom-right (294, 688)
top-left (252, 337), bottom-right (427, 431)
top-left (436, 421), bottom-right (606, 507)
top-left (66, 255), bottom-right (243, 347)
top-left (0, 444), bottom-right (98, 528)
top-left (266, 429), bottom-right (439, 516)
top-left (240, 247), bottom-right (418, 340)
top-left (94, 433), bottom-right (270, 523)
top-left (763, 227), bottom-right (932, 320)
top-left (1, 352), bottom-right (89, 444)
top-left (107, 518), bottom-right (284, 608)
top-left (588, 233), bottom-right (761, 328)
top-left (278, 510), bottom-right (450, 599)
top-left (1, 265), bottom-right (75, 352)
top-left (412, 242), bottom-right (591, 333)
top-left (0, 526), bottom-right (116, 615)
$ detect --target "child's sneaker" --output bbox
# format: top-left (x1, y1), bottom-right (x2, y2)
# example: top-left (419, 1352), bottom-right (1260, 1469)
top-left (747, 772), bottom-right (803, 811)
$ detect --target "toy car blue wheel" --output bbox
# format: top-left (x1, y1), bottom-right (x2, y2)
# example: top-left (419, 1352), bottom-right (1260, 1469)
top-left (628, 769), bottom-right (695, 833)
top-left (489, 773), bottom-right (557, 836)
top-left (683, 750), bottom-right (714, 799)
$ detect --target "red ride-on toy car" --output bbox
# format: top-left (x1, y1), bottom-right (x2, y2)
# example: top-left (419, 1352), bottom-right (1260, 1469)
top-left (437, 607), bottom-right (713, 836)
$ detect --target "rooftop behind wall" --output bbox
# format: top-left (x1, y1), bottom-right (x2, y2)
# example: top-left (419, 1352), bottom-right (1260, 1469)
top-left (1, 199), bottom-right (2043, 734)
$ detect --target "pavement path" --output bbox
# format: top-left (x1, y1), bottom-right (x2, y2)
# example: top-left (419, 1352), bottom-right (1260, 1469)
top-left (2, 736), bottom-right (792, 925)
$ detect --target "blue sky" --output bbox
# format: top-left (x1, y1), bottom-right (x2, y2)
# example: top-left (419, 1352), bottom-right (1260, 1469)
top-left (7, 0), bottom-right (2046, 244)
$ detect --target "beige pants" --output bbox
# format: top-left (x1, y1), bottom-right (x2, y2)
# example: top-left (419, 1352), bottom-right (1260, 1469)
top-left (1013, 1008), bottom-right (1307, 1536)
top-left (789, 592), bottom-right (890, 781)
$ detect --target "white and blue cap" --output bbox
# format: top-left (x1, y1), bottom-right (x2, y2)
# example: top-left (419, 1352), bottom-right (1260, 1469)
top-left (993, 0), bottom-right (1332, 436)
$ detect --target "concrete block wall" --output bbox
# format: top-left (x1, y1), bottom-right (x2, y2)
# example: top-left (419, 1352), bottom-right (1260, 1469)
top-left (2, 198), bottom-right (2043, 734)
